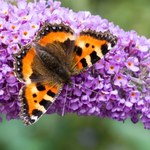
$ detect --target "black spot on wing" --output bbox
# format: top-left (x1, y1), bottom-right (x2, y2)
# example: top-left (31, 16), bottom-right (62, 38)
top-left (85, 43), bottom-right (89, 48)
top-left (80, 58), bottom-right (88, 67)
top-left (33, 93), bottom-right (37, 98)
top-left (101, 43), bottom-right (109, 55)
top-left (74, 46), bottom-right (82, 56)
top-left (29, 119), bottom-right (35, 124)
top-left (90, 51), bottom-right (100, 64)
top-left (39, 99), bottom-right (52, 109)
top-left (36, 84), bottom-right (45, 91)
top-left (47, 90), bottom-right (55, 97)
top-left (32, 109), bottom-right (43, 117)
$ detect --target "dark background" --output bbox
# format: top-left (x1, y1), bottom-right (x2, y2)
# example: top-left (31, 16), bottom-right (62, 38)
top-left (1, 0), bottom-right (150, 150)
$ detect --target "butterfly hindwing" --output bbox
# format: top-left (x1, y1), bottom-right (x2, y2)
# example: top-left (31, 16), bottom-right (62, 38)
top-left (72, 30), bottom-right (117, 72)
top-left (20, 82), bottom-right (62, 125)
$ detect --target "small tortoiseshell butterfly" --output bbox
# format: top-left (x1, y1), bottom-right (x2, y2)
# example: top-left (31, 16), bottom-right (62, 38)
top-left (13, 23), bottom-right (117, 125)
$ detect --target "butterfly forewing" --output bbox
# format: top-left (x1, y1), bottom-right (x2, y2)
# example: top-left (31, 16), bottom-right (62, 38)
top-left (34, 23), bottom-right (75, 47)
top-left (72, 30), bottom-right (117, 73)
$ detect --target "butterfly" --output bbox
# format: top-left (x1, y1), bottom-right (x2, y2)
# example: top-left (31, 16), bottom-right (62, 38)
top-left (13, 23), bottom-right (117, 125)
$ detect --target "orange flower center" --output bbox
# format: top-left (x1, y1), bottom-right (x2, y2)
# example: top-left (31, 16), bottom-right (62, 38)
top-left (110, 66), bottom-right (114, 70)
top-left (14, 35), bottom-right (18, 39)
top-left (131, 92), bottom-right (136, 97)
top-left (11, 25), bottom-right (16, 29)
top-left (32, 25), bottom-right (36, 28)
top-left (117, 76), bottom-right (122, 80)
top-left (128, 62), bottom-right (132, 66)
top-left (23, 31), bottom-right (28, 36)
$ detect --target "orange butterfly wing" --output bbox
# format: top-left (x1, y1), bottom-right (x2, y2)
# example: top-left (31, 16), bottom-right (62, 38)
top-left (72, 30), bottom-right (117, 72)
top-left (20, 83), bottom-right (62, 125)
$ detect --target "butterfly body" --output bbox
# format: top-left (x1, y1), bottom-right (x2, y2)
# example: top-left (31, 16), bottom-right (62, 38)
top-left (33, 43), bottom-right (73, 84)
top-left (13, 23), bottom-right (117, 125)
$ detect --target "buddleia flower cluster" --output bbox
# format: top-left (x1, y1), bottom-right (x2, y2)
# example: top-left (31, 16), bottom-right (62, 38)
top-left (0, 0), bottom-right (150, 129)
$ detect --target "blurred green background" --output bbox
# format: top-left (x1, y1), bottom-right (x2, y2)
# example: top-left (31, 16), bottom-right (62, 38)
top-left (1, 0), bottom-right (150, 150)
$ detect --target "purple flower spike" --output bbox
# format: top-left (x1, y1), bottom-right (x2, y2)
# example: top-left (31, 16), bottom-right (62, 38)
top-left (0, 0), bottom-right (150, 129)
